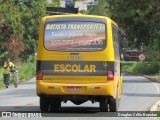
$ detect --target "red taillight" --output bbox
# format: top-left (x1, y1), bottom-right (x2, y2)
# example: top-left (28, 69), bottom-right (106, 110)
top-left (36, 70), bottom-right (42, 80)
top-left (107, 71), bottom-right (114, 81)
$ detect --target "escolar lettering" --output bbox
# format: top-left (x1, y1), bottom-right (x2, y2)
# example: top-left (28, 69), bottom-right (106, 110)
top-left (54, 64), bottom-right (96, 72)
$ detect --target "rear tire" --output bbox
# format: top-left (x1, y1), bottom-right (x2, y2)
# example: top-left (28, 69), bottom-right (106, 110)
top-left (50, 98), bottom-right (61, 112)
top-left (109, 85), bottom-right (120, 112)
top-left (108, 95), bottom-right (119, 112)
top-left (99, 97), bottom-right (108, 112)
top-left (40, 96), bottom-right (49, 112)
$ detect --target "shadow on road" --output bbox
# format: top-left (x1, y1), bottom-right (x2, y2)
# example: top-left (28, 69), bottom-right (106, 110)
top-left (123, 80), bottom-right (153, 83)
top-left (123, 93), bottom-right (160, 97)
top-left (59, 106), bottom-right (99, 113)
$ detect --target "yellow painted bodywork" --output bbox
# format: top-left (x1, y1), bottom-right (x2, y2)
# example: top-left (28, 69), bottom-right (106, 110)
top-left (37, 80), bottom-right (114, 96)
top-left (36, 14), bottom-right (123, 99)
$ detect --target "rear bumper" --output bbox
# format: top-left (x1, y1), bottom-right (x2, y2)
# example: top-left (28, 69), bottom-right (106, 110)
top-left (36, 80), bottom-right (115, 97)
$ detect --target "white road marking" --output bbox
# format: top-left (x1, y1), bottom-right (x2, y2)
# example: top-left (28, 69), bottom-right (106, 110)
top-left (152, 83), bottom-right (160, 93)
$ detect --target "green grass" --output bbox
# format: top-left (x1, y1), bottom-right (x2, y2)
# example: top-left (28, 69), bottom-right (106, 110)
top-left (16, 62), bottom-right (36, 81)
top-left (122, 61), bottom-right (135, 73)
top-left (158, 106), bottom-right (160, 119)
top-left (122, 61), bottom-right (160, 75)
top-left (0, 62), bottom-right (36, 89)
top-left (0, 69), bottom-right (3, 88)
top-left (157, 74), bottom-right (160, 79)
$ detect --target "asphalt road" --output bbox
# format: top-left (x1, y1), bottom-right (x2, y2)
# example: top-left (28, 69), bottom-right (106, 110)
top-left (0, 75), bottom-right (160, 118)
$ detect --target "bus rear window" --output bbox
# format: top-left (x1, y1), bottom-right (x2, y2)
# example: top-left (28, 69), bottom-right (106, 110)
top-left (44, 21), bottom-right (106, 52)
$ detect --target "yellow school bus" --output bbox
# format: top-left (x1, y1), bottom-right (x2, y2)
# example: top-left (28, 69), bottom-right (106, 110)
top-left (36, 8), bottom-right (123, 112)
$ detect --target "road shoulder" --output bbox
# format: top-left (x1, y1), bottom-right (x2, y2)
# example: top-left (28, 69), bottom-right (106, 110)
top-left (144, 75), bottom-right (160, 112)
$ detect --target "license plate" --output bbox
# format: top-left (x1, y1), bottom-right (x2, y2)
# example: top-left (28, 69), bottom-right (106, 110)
top-left (67, 87), bottom-right (82, 92)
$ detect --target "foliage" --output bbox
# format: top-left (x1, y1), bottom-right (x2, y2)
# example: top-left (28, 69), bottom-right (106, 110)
top-left (0, 68), bottom-right (3, 88)
top-left (122, 62), bottom-right (135, 73)
top-left (144, 46), bottom-right (160, 62)
top-left (0, 0), bottom-right (60, 63)
top-left (0, 0), bottom-right (25, 62)
top-left (49, 0), bottom-right (60, 7)
top-left (132, 62), bottom-right (160, 74)
top-left (109, 0), bottom-right (160, 75)
top-left (107, 0), bottom-right (160, 50)
top-left (17, 62), bottom-right (35, 81)
top-left (122, 61), bottom-right (160, 75)
top-left (79, 10), bottom-right (88, 14)
top-left (13, 0), bottom-right (48, 61)
top-left (88, 0), bottom-right (111, 17)
top-left (0, 52), bottom-right (10, 65)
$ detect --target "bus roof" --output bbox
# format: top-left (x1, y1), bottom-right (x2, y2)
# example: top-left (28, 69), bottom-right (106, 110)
top-left (43, 14), bottom-right (118, 27)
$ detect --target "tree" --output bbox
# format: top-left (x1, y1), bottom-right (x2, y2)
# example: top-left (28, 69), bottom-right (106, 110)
top-left (49, 0), bottom-right (60, 7)
top-left (108, 0), bottom-right (160, 50)
top-left (0, 0), bottom-right (25, 62)
top-left (0, 0), bottom-right (63, 63)
top-left (88, 0), bottom-right (110, 17)
top-left (14, 0), bottom-right (48, 61)
top-left (14, 0), bottom-right (60, 61)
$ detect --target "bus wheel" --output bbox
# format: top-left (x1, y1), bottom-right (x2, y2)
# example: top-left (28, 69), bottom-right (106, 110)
top-left (108, 96), bottom-right (119, 112)
top-left (40, 96), bottom-right (49, 112)
top-left (50, 98), bottom-right (61, 112)
top-left (99, 97), bottom-right (108, 112)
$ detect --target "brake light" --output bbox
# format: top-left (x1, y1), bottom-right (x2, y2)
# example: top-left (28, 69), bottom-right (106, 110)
top-left (107, 71), bottom-right (114, 81)
top-left (36, 70), bottom-right (42, 80)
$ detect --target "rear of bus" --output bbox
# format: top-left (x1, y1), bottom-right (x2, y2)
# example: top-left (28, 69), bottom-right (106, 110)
top-left (36, 14), bottom-right (122, 112)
